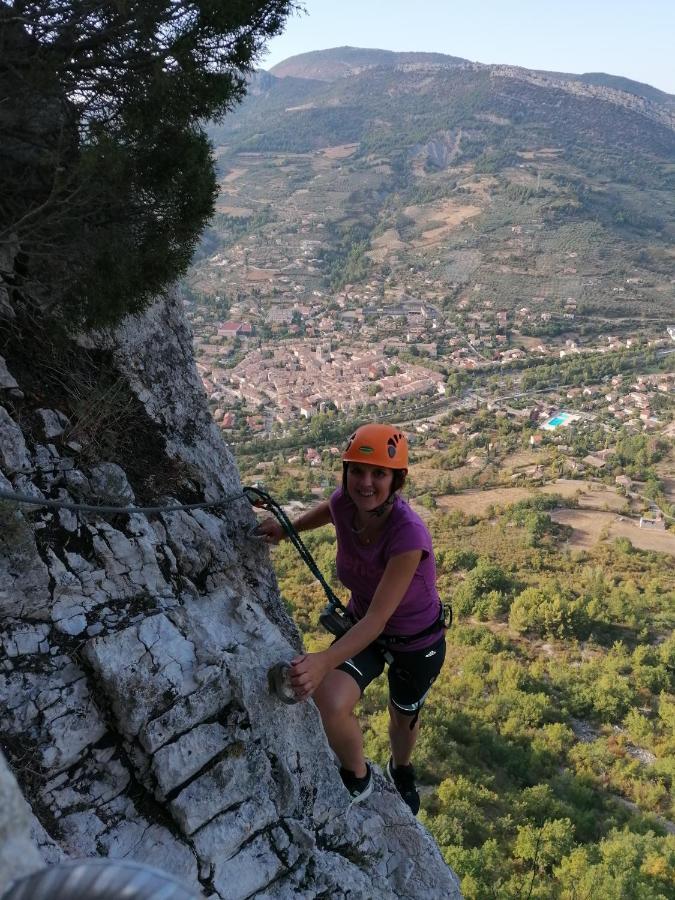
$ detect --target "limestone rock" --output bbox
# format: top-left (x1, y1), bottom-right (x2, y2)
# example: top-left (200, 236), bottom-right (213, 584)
top-left (84, 614), bottom-right (200, 738)
top-left (0, 292), bottom-right (461, 899)
top-left (140, 669), bottom-right (233, 754)
top-left (35, 408), bottom-right (70, 440)
top-left (210, 834), bottom-right (284, 900)
top-left (0, 406), bottom-right (30, 473)
top-left (0, 285), bottom-right (15, 320)
top-left (88, 462), bottom-right (135, 505)
top-left (170, 744), bottom-right (275, 835)
top-left (191, 797), bottom-right (278, 863)
top-left (0, 486), bottom-right (52, 621)
top-left (152, 722), bottom-right (231, 797)
top-left (0, 751), bottom-right (45, 894)
top-left (0, 356), bottom-right (19, 391)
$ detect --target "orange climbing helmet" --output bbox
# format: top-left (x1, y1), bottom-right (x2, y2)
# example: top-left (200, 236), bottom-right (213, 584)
top-left (342, 423), bottom-right (409, 470)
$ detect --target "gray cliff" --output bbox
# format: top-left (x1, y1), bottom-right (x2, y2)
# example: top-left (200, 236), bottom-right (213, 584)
top-left (0, 288), bottom-right (460, 899)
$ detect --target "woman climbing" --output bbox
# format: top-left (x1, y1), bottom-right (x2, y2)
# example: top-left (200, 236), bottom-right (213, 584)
top-left (257, 423), bottom-right (446, 813)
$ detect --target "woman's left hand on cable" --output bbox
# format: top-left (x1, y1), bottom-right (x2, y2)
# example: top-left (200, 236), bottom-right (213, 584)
top-left (290, 652), bottom-right (330, 699)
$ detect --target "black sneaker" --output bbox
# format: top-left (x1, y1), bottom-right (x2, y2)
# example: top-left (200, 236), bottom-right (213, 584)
top-left (339, 763), bottom-right (373, 804)
top-left (386, 757), bottom-right (420, 815)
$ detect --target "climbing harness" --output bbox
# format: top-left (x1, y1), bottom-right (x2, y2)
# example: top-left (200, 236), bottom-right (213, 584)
top-left (382, 603), bottom-right (452, 647)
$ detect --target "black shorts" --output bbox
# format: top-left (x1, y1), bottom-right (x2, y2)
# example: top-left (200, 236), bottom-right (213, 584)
top-left (336, 634), bottom-right (446, 716)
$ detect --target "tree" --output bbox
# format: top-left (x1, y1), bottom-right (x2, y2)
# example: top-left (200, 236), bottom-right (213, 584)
top-left (556, 830), bottom-right (675, 899)
top-left (453, 559), bottom-right (512, 618)
top-left (514, 818), bottom-right (575, 875)
top-left (509, 585), bottom-right (591, 640)
top-left (1, 0), bottom-right (297, 323)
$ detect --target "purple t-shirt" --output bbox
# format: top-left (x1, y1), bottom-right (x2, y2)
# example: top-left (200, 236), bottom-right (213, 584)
top-left (329, 487), bottom-right (442, 651)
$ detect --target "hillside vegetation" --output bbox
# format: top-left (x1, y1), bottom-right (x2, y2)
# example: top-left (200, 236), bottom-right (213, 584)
top-left (195, 48), bottom-right (675, 895)
top-left (198, 48), bottom-right (675, 330)
top-left (264, 474), bottom-right (675, 899)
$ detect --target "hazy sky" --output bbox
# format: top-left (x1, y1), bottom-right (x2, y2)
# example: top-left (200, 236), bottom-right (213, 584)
top-left (261, 0), bottom-right (675, 94)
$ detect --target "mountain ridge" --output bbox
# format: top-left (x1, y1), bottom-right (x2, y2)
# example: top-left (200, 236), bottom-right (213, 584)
top-left (266, 46), bottom-right (675, 118)
top-left (269, 45), bottom-right (471, 81)
top-left (198, 44), bottom-right (674, 359)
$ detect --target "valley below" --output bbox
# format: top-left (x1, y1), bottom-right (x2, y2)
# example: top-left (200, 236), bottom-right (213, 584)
top-left (184, 47), bottom-right (675, 898)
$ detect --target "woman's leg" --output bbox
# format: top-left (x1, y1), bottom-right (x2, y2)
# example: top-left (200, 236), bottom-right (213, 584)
top-left (387, 636), bottom-right (446, 767)
top-left (313, 669), bottom-right (366, 775)
top-left (388, 701), bottom-right (420, 767)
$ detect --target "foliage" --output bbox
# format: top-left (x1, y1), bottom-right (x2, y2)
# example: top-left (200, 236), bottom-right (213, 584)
top-left (612, 434), bottom-right (668, 480)
top-left (452, 559), bottom-right (514, 618)
top-left (520, 350), bottom-right (657, 393)
top-left (321, 221), bottom-right (372, 291)
top-left (556, 829), bottom-right (675, 899)
top-left (262, 472), bottom-right (675, 897)
top-left (509, 584), bottom-right (592, 640)
top-left (1, 0), bottom-right (296, 324)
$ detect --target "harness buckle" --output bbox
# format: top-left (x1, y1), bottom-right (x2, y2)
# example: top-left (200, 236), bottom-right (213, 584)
top-left (319, 603), bottom-right (353, 638)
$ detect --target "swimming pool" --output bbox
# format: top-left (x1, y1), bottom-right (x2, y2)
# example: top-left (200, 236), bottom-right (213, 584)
top-left (547, 414), bottom-right (571, 427)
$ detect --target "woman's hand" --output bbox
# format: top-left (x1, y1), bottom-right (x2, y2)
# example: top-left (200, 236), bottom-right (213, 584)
top-left (289, 652), bottom-right (331, 700)
top-left (254, 517), bottom-right (285, 544)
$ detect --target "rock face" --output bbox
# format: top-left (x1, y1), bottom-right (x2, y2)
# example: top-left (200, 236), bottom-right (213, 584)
top-left (0, 297), bottom-right (461, 899)
top-left (0, 751), bottom-right (52, 888)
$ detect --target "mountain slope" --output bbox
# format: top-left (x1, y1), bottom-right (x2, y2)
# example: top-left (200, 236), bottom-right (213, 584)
top-left (199, 49), bottom-right (675, 331)
top-left (575, 71), bottom-right (675, 110)
top-left (269, 45), bottom-right (470, 80)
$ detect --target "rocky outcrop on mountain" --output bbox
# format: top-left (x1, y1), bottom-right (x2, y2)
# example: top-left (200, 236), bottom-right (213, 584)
top-left (490, 65), bottom-right (675, 131)
top-left (267, 47), bottom-right (674, 131)
top-left (0, 290), bottom-right (460, 899)
top-left (412, 130), bottom-right (464, 170)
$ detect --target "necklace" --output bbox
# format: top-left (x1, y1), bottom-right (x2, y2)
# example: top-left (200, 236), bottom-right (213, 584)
top-left (350, 515), bottom-right (370, 536)
top-left (351, 513), bottom-right (380, 544)
top-left (350, 498), bottom-right (394, 544)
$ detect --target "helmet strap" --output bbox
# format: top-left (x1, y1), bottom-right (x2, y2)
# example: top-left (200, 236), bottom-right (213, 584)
top-left (371, 495), bottom-right (395, 517)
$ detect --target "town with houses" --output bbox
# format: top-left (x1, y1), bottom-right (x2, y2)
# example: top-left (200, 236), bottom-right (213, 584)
top-left (188, 287), bottom-right (674, 441)
top-left (182, 144), bottom-right (674, 552)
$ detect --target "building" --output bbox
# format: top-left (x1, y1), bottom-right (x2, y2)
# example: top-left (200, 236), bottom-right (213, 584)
top-left (639, 516), bottom-right (666, 530)
top-left (218, 321), bottom-right (251, 338)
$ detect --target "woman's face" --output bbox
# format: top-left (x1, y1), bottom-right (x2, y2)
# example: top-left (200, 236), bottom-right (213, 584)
top-left (346, 462), bottom-right (394, 513)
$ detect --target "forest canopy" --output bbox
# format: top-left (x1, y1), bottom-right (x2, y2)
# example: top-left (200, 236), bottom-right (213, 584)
top-left (0, 0), bottom-right (297, 323)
